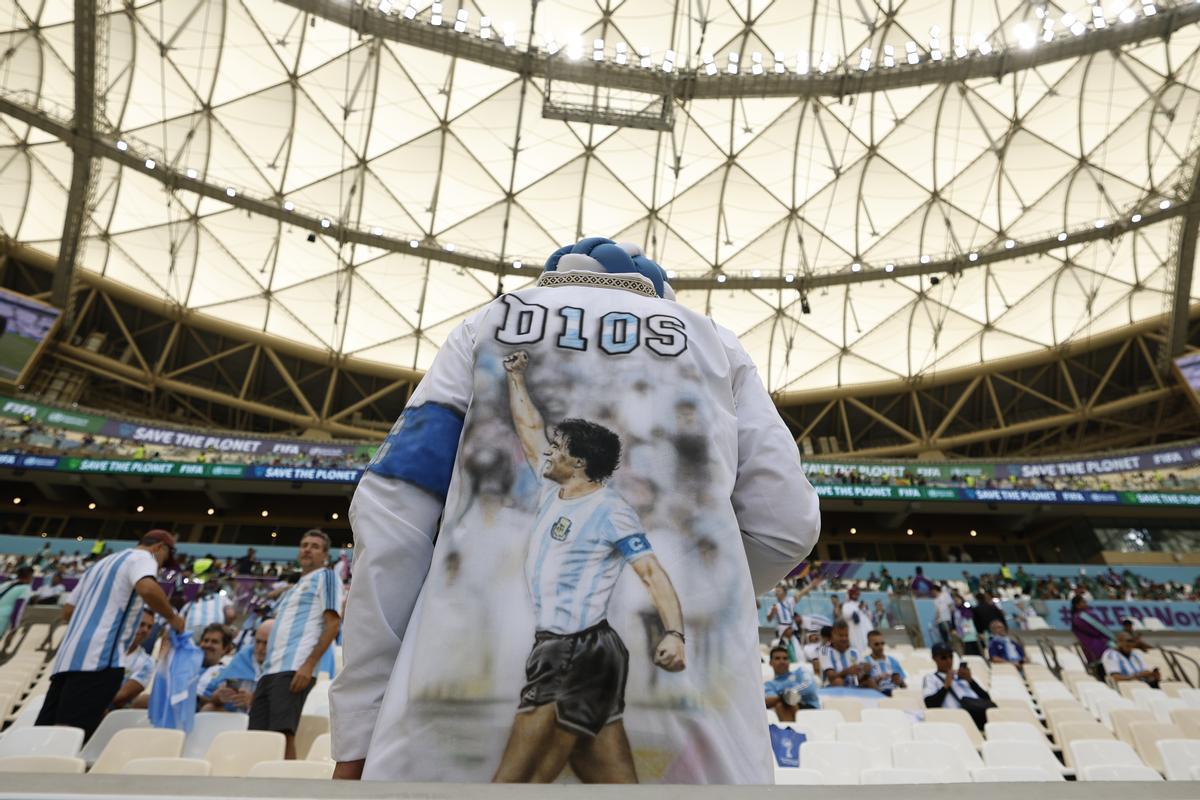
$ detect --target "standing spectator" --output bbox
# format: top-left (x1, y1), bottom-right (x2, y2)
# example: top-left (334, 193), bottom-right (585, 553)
top-left (36, 531), bottom-right (185, 737)
top-left (910, 566), bottom-right (934, 597)
top-left (771, 625), bottom-right (801, 664)
top-left (1070, 595), bottom-right (1113, 667)
top-left (235, 548), bottom-right (258, 576)
top-left (922, 643), bottom-right (994, 730)
top-left (820, 620), bottom-right (871, 688)
top-left (766, 586), bottom-right (795, 637)
top-left (933, 582), bottom-right (954, 645)
top-left (986, 620), bottom-right (1026, 665)
top-left (963, 570), bottom-right (981, 596)
top-left (1102, 632), bottom-right (1160, 688)
top-left (184, 579), bottom-right (234, 641)
top-left (971, 593), bottom-right (1005, 638)
top-left (864, 630), bottom-right (906, 695)
top-left (250, 530), bottom-right (342, 759)
top-left (0, 565), bottom-right (33, 643)
top-left (764, 646), bottom-right (820, 721)
top-left (111, 609), bottom-right (157, 709)
top-left (840, 586), bottom-right (872, 653)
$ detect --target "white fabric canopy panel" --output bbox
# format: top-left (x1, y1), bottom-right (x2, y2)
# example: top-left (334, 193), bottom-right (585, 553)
top-left (0, 0), bottom-right (1197, 391)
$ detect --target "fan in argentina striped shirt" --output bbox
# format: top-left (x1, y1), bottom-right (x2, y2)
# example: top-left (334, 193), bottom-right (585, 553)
top-left (51, 548), bottom-right (158, 675)
top-left (261, 567), bottom-right (343, 677)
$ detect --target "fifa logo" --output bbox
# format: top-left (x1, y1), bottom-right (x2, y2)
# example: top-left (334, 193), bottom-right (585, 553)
top-left (550, 517), bottom-right (572, 541)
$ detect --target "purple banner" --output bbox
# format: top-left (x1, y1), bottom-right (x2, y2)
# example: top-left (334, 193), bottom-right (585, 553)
top-left (1047, 600), bottom-right (1200, 631)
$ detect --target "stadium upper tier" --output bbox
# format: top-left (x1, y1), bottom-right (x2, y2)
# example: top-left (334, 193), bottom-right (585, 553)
top-left (1, 0), bottom-right (1198, 393)
top-left (3, 395), bottom-right (1200, 501)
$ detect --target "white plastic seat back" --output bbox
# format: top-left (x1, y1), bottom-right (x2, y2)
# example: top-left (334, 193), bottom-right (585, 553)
top-left (859, 709), bottom-right (913, 742)
top-left (971, 766), bottom-right (1063, 782)
top-left (773, 766), bottom-right (825, 785)
top-left (861, 767), bottom-right (950, 784)
top-left (1158, 739), bottom-right (1200, 781)
top-left (792, 710), bottom-right (845, 741)
top-left (248, 759), bottom-right (335, 779)
top-left (121, 757), bottom-right (212, 776)
top-left (1068, 739), bottom-right (1145, 771)
top-left (78, 709), bottom-right (151, 765)
top-left (912, 722), bottom-right (983, 769)
top-left (798, 741), bottom-right (867, 785)
top-left (205, 730), bottom-right (286, 777)
top-left (305, 732), bottom-right (332, 762)
top-left (892, 741), bottom-right (971, 783)
top-left (89, 729), bottom-right (185, 775)
top-left (0, 725), bottom-right (82, 758)
top-left (0, 755), bottom-right (85, 774)
top-left (5, 694), bottom-right (45, 731)
top-left (1079, 764), bottom-right (1162, 781)
top-left (984, 721), bottom-right (1046, 743)
top-left (182, 711), bottom-right (249, 760)
top-left (981, 741), bottom-right (1064, 775)
top-left (835, 723), bottom-right (894, 769)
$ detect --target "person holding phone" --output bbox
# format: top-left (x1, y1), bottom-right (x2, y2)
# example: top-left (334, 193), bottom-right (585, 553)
top-left (922, 643), bottom-right (994, 729)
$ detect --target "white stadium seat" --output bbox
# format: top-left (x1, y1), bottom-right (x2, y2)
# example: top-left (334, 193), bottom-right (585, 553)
top-left (90, 729), bottom-right (185, 775)
top-left (248, 759), bottom-right (335, 779)
top-left (4, 694), bottom-right (45, 731)
top-left (971, 766), bottom-right (1063, 782)
top-left (121, 757), bottom-right (213, 776)
top-left (860, 767), bottom-right (952, 784)
top-left (182, 711), bottom-right (250, 760)
top-left (0, 755), bottom-right (86, 774)
top-left (0, 725), bottom-right (82, 758)
top-left (1068, 739), bottom-right (1146, 772)
top-left (796, 741), bottom-right (868, 785)
top-left (859, 708), bottom-right (914, 742)
top-left (835, 723), bottom-right (893, 769)
top-left (206, 731), bottom-right (286, 777)
top-left (79, 709), bottom-right (151, 765)
top-left (981, 741), bottom-right (1067, 777)
top-left (912, 722), bottom-right (983, 769)
top-left (1079, 764), bottom-right (1163, 781)
top-left (305, 732), bottom-right (332, 762)
top-left (984, 721), bottom-right (1047, 744)
top-left (773, 766), bottom-right (825, 785)
top-left (791, 710), bottom-right (845, 741)
top-left (892, 741), bottom-right (972, 783)
top-left (1158, 739), bottom-right (1200, 781)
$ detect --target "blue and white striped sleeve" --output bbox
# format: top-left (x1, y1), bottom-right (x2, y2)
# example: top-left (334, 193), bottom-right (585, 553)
top-left (323, 569), bottom-right (341, 616)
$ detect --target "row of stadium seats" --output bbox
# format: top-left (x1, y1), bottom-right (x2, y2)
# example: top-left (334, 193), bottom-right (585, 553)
top-left (768, 641), bottom-right (1200, 783)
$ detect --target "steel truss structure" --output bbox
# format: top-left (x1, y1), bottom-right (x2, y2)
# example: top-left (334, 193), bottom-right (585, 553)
top-left (1, 244), bottom-right (1197, 457)
top-left (0, 0), bottom-right (1199, 428)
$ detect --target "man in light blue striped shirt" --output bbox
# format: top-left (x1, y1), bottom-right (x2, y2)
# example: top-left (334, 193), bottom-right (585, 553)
top-left (249, 530), bottom-right (342, 759)
top-left (36, 530), bottom-right (185, 737)
top-left (184, 579), bottom-right (234, 641)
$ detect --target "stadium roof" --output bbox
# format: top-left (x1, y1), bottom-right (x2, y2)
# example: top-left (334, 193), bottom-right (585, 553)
top-left (1, 0), bottom-right (1199, 396)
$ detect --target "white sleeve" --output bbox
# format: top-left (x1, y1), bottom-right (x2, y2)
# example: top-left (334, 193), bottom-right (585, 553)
top-left (329, 317), bottom-right (477, 763)
top-left (719, 327), bottom-right (820, 595)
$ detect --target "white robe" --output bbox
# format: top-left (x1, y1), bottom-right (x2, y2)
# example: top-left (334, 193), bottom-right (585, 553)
top-left (329, 270), bottom-right (821, 784)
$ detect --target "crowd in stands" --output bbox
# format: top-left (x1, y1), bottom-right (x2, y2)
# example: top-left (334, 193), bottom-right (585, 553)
top-left (0, 529), bottom-right (346, 768)
top-left (818, 465), bottom-right (1200, 493)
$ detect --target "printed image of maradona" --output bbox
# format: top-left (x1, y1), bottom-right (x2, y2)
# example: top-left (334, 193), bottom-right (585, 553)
top-left (493, 349), bottom-right (686, 784)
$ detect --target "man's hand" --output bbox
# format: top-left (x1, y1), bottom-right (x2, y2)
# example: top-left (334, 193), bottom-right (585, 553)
top-left (211, 686), bottom-right (236, 705)
top-left (502, 351), bottom-right (529, 374)
top-left (944, 671), bottom-right (956, 689)
top-left (653, 634), bottom-right (686, 672)
top-left (168, 612), bottom-right (186, 634)
top-left (957, 664), bottom-right (972, 682)
top-left (333, 760), bottom-right (365, 781)
top-left (290, 663), bottom-right (316, 693)
top-left (233, 689), bottom-right (254, 709)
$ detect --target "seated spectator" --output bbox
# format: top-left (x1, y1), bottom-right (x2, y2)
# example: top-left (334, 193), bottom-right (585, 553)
top-left (184, 579), bottom-right (234, 640)
top-left (30, 572), bottom-right (66, 605)
top-left (112, 609), bottom-right (157, 709)
top-left (864, 630), bottom-right (906, 695)
top-left (0, 565), bottom-right (33, 643)
top-left (1102, 631), bottom-right (1160, 688)
top-left (771, 625), bottom-right (801, 664)
top-left (820, 620), bottom-right (872, 688)
top-left (195, 623), bottom-right (235, 707)
top-left (204, 619), bottom-right (273, 713)
top-left (764, 646), bottom-right (820, 721)
top-left (986, 620), bottom-right (1027, 665)
top-left (923, 643), bottom-right (994, 730)
top-left (1120, 619), bottom-right (1151, 651)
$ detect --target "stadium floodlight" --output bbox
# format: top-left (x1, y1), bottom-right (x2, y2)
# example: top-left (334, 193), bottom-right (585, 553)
top-left (1036, 5), bottom-right (1047, 18)
top-left (905, 41), bottom-right (919, 64)
top-left (136, 504), bottom-right (145, 513)
top-left (797, 51), bottom-right (810, 74)
top-left (615, 42), bottom-right (627, 65)
top-left (283, 200), bottom-right (295, 211)
top-left (1071, 20), bottom-right (1086, 34)
top-left (503, 22), bottom-right (516, 47)
top-left (850, 527), bottom-right (857, 534)
top-left (320, 217), bottom-right (332, 228)
top-left (1094, 218), bottom-right (1106, 228)
top-left (970, 529), bottom-right (978, 537)
top-left (144, 158), bottom-right (155, 169)
top-left (977, 38), bottom-right (993, 55)
top-left (1143, 2), bottom-right (1157, 14)
top-left (445, 242), bottom-right (456, 252)
top-left (663, 49), bottom-right (676, 73)
top-left (727, 52), bottom-right (739, 74)
top-left (639, 47), bottom-right (652, 68)
top-left (207, 507), bottom-right (215, 515)
top-left (851, 262), bottom-right (862, 272)
top-left (1014, 22), bottom-right (1037, 48)
top-left (430, 1), bottom-right (442, 25)
top-left (1093, 6), bottom-right (1107, 27)
top-left (1160, 199), bottom-right (1171, 209)
top-left (953, 36), bottom-right (968, 58)
top-left (968, 251), bottom-right (979, 261)
top-left (906, 528), bottom-right (914, 536)
top-left (818, 51), bottom-right (832, 73)
top-left (567, 36), bottom-right (583, 60)
top-left (402, 3), bottom-right (416, 19)
top-left (261, 509), bottom-right (269, 517)
top-left (512, 260), bottom-right (523, 269)
top-left (544, 33), bottom-right (560, 55)
top-left (751, 269), bottom-right (761, 278)
top-left (11, 497), bottom-right (19, 505)
top-left (784, 273), bottom-right (795, 282)
top-left (858, 48), bottom-right (872, 71)
top-left (1119, 6), bottom-right (1137, 21)
top-left (479, 16), bottom-right (492, 39)
top-left (666, 269), bottom-right (677, 279)
top-left (716, 274), bottom-right (727, 283)
top-left (885, 263), bottom-right (895, 272)
top-left (88, 502), bottom-right (96, 510)
top-left (703, 54), bottom-right (717, 75)
top-left (453, 8), bottom-right (467, 32)
top-left (773, 52), bottom-right (786, 73)
top-left (409, 239), bottom-right (419, 248)
top-left (593, 38), bottom-right (605, 62)
top-left (185, 167), bottom-right (198, 179)
top-left (225, 187), bottom-right (236, 197)
top-left (116, 139), bottom-right (128, 151)
top-left (920, 254), bottom-right (931, 264)
top-left (1057, 232), bottom-right (1068, 241)
top-left (1004, 238), bottom-right (1015, 249)
top-left (377, 0), bottom-right (393, 14)
top-left (370, 226), bottom-right (383, 235)
top-left (883, 44), bottom-right (896, 67)
top-left (1132, 213), bottom-right (1143, 222)
top-left (751, 51), bottom-right (764, 75)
